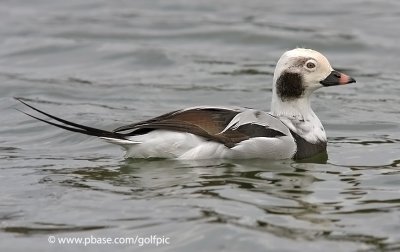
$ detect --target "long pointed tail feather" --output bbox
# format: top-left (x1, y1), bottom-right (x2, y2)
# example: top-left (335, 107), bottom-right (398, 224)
top-left (15, 98), bottom-right (128, 140)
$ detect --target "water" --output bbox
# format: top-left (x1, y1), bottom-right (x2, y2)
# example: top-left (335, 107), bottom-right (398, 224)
top-left (1, 0), bottom-right (400, 251)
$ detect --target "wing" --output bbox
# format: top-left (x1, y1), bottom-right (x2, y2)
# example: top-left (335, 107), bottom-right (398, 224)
top-left (114, 107), bottom-right (290, 148)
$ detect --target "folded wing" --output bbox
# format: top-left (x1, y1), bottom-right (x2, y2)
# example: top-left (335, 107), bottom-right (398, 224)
top-left (114, 107), bottom-right (289, 148)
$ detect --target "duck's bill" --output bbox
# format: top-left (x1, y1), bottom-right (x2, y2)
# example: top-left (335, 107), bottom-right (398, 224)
top-left (320, 70), bottom-right (356, 86)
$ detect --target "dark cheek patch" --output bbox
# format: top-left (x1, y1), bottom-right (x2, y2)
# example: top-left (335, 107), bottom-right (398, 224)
top-left (276, 71), bottom-right (304, 101)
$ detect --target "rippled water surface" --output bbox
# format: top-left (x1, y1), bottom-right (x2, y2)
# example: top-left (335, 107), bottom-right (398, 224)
top-left (1, 1), bottom-right (400, 251)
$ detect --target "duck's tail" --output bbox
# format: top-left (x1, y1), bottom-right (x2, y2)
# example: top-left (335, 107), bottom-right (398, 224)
top-left (15, 98), bottom-right (136, 145)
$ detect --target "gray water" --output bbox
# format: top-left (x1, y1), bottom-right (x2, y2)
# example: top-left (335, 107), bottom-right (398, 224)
top-left (1, 0), bottom-right (400, 251)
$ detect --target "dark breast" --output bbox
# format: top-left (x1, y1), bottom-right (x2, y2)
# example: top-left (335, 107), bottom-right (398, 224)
top-left (290, 130), bottom-right (327, 160)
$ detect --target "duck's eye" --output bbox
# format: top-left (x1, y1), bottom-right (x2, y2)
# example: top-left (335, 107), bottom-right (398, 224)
top-left (306, 61), bottom-right (316, 69)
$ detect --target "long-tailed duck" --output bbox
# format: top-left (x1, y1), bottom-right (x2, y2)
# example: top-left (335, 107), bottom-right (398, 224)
top-left (17, 48), bottom-right (355, 160)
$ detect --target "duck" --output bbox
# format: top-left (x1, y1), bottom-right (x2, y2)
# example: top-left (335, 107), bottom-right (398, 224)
top-left (17, 48), bottom-right (355, 160)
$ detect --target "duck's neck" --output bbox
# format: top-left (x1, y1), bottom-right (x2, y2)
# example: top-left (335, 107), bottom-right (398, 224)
top-left (270, 93), bottom-right (327, 144)
top-left (271, 92), bottom-right (313, 118)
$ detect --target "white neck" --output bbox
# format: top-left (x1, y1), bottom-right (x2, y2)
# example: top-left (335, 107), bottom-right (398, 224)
top-left (270, 91), bottom-right (327, 143)
top-left (271, 92), bottom-right (313, 118)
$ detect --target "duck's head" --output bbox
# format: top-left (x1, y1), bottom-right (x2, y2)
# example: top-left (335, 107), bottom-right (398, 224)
top-left (272, 48), bottom-right (355, 101)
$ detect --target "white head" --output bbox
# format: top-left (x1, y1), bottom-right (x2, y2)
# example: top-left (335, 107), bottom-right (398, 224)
top-left (271, 48), bottom-right (355, 116)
